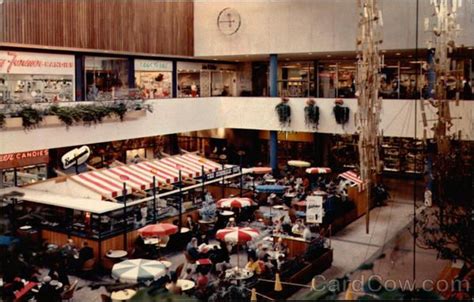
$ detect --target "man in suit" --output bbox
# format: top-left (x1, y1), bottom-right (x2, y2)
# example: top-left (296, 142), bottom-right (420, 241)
top-left (78, 241), bottom-right (94, 264)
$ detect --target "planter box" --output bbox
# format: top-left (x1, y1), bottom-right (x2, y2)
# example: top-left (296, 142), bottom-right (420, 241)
top-left (4, 117), bottom-right (23, 130)
top-left (124, 109), bottom-right (146, 120)
top-left (41, 115), bottom-right (62, 127)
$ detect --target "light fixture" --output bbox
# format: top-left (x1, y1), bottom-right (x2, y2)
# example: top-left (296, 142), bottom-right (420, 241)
top-left (396, 52), bottom-right (401, 56)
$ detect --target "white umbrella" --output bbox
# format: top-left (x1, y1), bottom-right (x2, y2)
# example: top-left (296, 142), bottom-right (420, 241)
top-left (287, 160), bottom-right (311, 168)
top-left (111, 259), bottom-right (167, 283)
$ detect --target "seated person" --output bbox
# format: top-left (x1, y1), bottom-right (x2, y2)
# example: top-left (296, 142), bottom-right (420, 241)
top-left (226, 217), bottom-right (236, 228)
top-left (166, 271), bottom-right (182, 295)
top-left (181, 268), bottom-right (195, 281)
top-left (274, 238), bottom-right (288, 254)
top-left (245, 255), bottom-right (262, 275)
top-left (291, 219), bottom-right (305, 236)
top-left (37, 276), bottom-right (61, 302)
top-left (196, 272), bottom-right (209, 290)
top-left (186, 237), bottom-right (201, 260)
top-left (302, 226), bottom-right (313, 241)
top-left (78, 241), bottom-right (94, 265)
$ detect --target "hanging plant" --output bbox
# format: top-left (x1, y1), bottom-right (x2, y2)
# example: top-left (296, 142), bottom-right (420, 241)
top-left (304, 98), bottom-right (320, 130)
top-left (47, 105), bottom-right (81, 127)
top-left (275, 97), bottom-right (291, 127)
top-left (110, 102), bottom-right (128, 121)
top-left (0, 112), bottom-right (5, 128)
top-left (333, 99), bottom-right (350, 127)
top-left (18, 106), bottom-right (43, 129)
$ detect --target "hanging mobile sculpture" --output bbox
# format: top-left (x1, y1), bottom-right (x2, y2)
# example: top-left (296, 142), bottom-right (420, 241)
top-left (355, 0), bottom-right (384, 233)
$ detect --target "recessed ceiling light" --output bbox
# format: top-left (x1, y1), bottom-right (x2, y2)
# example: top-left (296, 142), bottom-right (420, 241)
top-left (213, 59), bottom-right (218, 61)
top-left (396, 52), bottom-right (401, 56)
top-left (326, 55), bottom-right (332, 58)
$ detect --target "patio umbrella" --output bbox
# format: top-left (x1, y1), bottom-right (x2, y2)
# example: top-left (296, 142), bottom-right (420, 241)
top-left (0, 235), bottom-right (19, 247)
top-left (255, 185), bottom-right (286, 194)
top-left (216, 197), bottom-right (256, 208)
top-left (287, 160), bottom-right (311, 168)
top-left (216, 227), bottom-right (260, 267)
top-left (112, 259), bottom-right (167, 283)
top-left (306, 167), bottom-right (332, 174)
top-left (250, 167), bottom-right (272, 174)
top-left (137, 223), bottom-right (178, 237)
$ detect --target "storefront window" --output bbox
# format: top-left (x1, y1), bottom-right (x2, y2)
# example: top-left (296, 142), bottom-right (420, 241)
top-left (317, 61), bottom-right (338, 98)
top-left (278, 61), bottom-right (314, 97)
top-left (85, 57), bottom-right (129, 101)
top-left (134, 59), bottom-right (172, 99)
top-left (178, 62), bottom-right (237, 98)
top-left (0, 51), bottom-right (75, 103)
top-left (2, 164), bottom-right (47, 187)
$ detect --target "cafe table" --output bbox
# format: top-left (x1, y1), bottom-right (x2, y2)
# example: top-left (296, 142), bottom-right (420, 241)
top-left (144, 238), bottom-right (160, 245)
top-left (166, 279), bottom-right (195, 291)
top-left (225, 268), bottom-right (254, 281)
top-left (111, 288), bottom-right (136, 301)
top-left (219, 210), bottom-right (234, 217)
top-left (106, 250), bottom-right (128, 259)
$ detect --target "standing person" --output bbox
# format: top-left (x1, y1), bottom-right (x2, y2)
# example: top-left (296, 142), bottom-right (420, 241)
top-left (78, 241), bottom-right (94, 266)
top-left (37, 276), bottom-right (61, 302)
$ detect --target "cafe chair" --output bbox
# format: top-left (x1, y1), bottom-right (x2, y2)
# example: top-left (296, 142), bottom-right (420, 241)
top-left (100, 294), bottom-right (112, 302)
top-left (81, 258), bottom-right (96, 278)
top-left (61, 279), bottom-right (78, 301)
top-left (158, 235), bottom-right (170, 248)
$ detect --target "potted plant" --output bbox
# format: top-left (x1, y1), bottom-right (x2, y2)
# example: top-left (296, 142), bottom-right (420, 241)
top-left (275, 97), bottom-right (291, 127)
top-left (304, 98), bottom-right (320, 129)
top-left (333, 99), bottom-right (350, 127)
top-left (18, 106), bottom-right (43, 129)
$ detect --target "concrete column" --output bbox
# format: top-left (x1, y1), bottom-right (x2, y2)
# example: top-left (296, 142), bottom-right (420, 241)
top-left (269, 54), bottom-right (278, 172)
top-left (74, 55), bottom-right (85, 101)
top-left (128, 57), bottom-right (135, 89)
top-left (172, 60), bottom-right (178, 98)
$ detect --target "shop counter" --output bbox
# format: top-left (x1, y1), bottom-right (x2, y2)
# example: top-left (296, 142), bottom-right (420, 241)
top-left (273, 234), bottom-right (311, 258)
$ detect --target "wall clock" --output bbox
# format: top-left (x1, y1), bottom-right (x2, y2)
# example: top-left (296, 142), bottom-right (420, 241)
top-left (217, 7), bottom-right (241, 35)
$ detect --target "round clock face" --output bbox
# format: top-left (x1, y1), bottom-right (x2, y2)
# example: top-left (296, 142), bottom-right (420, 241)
top-left (217, 7), bottom-right (241, 35)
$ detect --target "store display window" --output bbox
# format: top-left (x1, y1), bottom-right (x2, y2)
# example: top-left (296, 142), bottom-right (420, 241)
top-left (178, 62), bottom-right (237, 98)
top-left (2, 164), bottom-right (48, 187)
top-left (278, 61), bottom-right (314, 97)
top-left (0, 51), bottom-right (75, 103)
top-left (134, 59), bottom-right (172, 99)
top-left (85, 57), bottom-right (129, 101)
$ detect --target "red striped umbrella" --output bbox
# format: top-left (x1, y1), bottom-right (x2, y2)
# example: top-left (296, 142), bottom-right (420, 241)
top-left (138, 223), bottom-right (178, 237)
top-left (216, 227), bottom-right (260, 244)
top-left (216, 197), bottom-right (256, 209)
top-left (306, 167), bottom-right (332, 174)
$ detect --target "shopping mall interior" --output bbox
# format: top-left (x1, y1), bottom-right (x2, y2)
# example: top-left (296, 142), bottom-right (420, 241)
top-left (0, 0), bottom-right (473, 301)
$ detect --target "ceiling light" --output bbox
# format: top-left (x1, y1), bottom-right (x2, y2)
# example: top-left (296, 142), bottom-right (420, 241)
top-left (213, 59), bottom-right (218, 61)
top-left (381, 50), bottom-right (387, 53)
top-left (396, 52), bottom-right (401, 56)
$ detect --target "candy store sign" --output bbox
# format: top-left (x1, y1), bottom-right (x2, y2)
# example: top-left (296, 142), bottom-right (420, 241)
top-left (0, 149), bottom-right (50, 169)
top-left (0, 51), bottom-right (75, 75)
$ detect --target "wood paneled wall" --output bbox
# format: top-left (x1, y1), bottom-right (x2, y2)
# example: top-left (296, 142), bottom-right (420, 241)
top-left (0, 0), bottom-right (194, 56)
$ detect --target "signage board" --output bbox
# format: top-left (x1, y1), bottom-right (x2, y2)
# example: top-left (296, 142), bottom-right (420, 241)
top-left (0, 149), bottom-right (49, 169)
top-left (306, 195), bottom-right (324, 224)
top-left (135, 59), bottom-right (173, 72)
top-left (204, 166), bottom-right (240, 181)
top-left (61, 146), bottom-right (91, 170)
top-left (0, 51), bottom-right (75, 75)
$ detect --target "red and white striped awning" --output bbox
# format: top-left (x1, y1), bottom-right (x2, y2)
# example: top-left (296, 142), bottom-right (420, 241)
top-left (71, 171), bottom-right (133, 199)
top-left (71, 154), bottom-right (226, 200)
top-left (338, 170), bottom-right (363, 185)
top-left (306, 167), bottom-right (332, 174)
